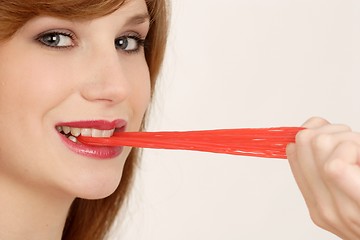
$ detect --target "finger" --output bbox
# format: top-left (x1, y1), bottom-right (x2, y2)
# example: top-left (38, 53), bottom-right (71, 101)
top-left (291, 120), bottom-right (360, 239)
top-left (312, 131), bottom-right (360, 172)
top-left (325, 141), bottom-right (360, 201)
top-left (286, 143), bottom-right (313, 200)
top-left (289, 129), bottom-right (318, 188)
top-left (295, 128), bottom-right (335, 198)
top-left (301, 117), bottom-right (352, 133)
top-left (307, 129), bottom-right (360, 239)
top-left (292, 127), bottom-right (352, 234)
top-left (286, 142), bottom-right (334, 232)
top-left (321, 142), bottom-right (360, 238)
top-left (287, 134), bottom-right (351, 237)
top-left (311, 131), bottom-right (354, 164)
top-left (305, 125), bottom-right (354, 169)
top-left (287, 129), bottom-right (325, 211)
top-left (286, 143), bottom-right (330, 228)
top-left (302, 117), bottom-right (330, 128)
top-left (295, 122), bottom-right (352, 170)
top-left (298, 127), bottom-right (356, 233)
top-left (295, 128), bottom-right (328, 186)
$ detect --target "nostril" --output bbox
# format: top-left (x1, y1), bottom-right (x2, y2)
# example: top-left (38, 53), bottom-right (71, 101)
top-left (80, 79), bottom-right (129, 104)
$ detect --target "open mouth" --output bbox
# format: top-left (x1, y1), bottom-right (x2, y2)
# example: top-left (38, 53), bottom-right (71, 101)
top-left (56, 126), bottom-right (118, 143)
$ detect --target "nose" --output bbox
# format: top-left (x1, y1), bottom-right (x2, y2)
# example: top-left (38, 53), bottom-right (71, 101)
top-left (80, 47), bottom-right (130, 104)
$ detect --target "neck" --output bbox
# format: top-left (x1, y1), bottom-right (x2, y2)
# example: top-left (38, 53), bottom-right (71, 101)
top-left (0, 176), bottom-right (74, 240)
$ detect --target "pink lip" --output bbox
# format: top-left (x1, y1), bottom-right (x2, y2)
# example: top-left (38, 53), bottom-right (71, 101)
top-left (56, 119), bottom-right (127, 159)
top-left (56, 119), bottom-right (127, 130)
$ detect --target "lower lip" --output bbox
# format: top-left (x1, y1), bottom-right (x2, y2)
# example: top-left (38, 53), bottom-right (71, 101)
top-left (58, 133), bottom-right (123, 159)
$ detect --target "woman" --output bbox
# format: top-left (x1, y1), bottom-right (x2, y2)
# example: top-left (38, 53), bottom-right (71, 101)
top-left (0, 0), bottom-right (168, 239)
top-left (0, 1), bottom-right (359, 240)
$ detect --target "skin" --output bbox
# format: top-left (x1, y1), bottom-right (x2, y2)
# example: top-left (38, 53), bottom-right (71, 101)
top-left (287, 117), bottom-right (360, 240)
top-left (0, 0), bottom-right (358, 239)
top-left (0, 0), bottom-right (150, 239)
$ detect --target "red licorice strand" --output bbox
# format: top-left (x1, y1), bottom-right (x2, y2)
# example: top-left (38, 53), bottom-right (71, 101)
top-left (105, 137), bottom-right (295, 145)
top-left (109, 135), bottom-right (297, 145)
top-left (78, 136), bottom-right (288, 158)
top-left (110, 135), bottom-right (295, 148)
top-left (114, 127), bottom-right (300, 136)
top-left (197, 148), bottom-right (287, 158)
top-left (77, 138), bottom-right (287, 157)
top-left (79, 135), bottom-right (292, 150)
top-left (113, 127), bottom-right (302, 138)
top-left (124, 138), bottom-right (287, 157)
top-left (77, 137), bottom-right (288, 157)
top-left (117, 136), bottom-right (298, 142)
top-left (77, 127), bottom-right (304, 158)
top-left (83, 129), bottom-right (300, 149)
top-left (146, 127), bottom-right (301, 134)
top-left (157, 139), bottom-right (292, 149)
top-left (78, 139), bottom-right (291, 150)
top-left (113, 132), bottom-right (298, 142)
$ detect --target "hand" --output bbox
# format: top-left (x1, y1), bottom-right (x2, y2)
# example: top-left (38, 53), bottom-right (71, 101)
top-left (286, 117), bottom-right (360, 240)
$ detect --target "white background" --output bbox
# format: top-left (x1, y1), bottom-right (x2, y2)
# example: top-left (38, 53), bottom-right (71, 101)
top-left (114, 0), bottom-right (360, 239)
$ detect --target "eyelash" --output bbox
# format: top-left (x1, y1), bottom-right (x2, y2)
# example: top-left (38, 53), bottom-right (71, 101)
top-left (35, 31), bottom-right (147, 54)
top-left (35, 31), bottom-right (76, 49)
top-left (115, 34), bottom-right (146, 54)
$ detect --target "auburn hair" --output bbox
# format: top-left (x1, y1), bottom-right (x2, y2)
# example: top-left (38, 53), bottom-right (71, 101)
top-left (0, 0), bottom-right (168, 239)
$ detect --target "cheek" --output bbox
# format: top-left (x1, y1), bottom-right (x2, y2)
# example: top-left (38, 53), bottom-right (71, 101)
top-left (0, 55), bottom-right (74, 117)
top-left (24, 58), bottom-right (75, 107)
top-left (129, 59), bottom-right (152, 124)
top-left (0, 49), bottom-right (77, 164)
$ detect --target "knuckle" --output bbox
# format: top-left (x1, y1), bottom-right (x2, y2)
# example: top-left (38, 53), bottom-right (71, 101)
top-left (338, 140), bottom-right (356, 149)
top-left (309, 212), bottom-right (324, 228)
top-left (323, 158), bottom-right (345, 180)
top-left (310, 205), bottom-right (337, 229)
top-left (309, 210), bottom-right (329, 229)
top-left (335, 124), bottom-right (352, 132)
top-left (312, 133), bottom-right (333, 150)
top-left (345, 211), bottom-right (360, 228)
top-left (295, 129), bottom-right (314, 145)
top-left (335, 203), bottom-right (360, 231)
top-left (304, 117), bottom-right (329, 127)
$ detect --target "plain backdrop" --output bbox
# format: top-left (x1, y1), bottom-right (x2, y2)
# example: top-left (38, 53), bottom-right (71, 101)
top-left (112, 0), bottom-right (360, 239)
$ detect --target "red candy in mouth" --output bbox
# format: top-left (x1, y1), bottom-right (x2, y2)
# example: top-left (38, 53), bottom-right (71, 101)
top-left (78, 127), bottom-right (304, 159)
top-left (56, 126), bottom-right (116, 143)
top-left (56, 119), bottom-right (127, 143)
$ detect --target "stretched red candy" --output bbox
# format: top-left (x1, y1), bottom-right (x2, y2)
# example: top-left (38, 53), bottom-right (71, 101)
top-left (77, 127), bottom-right (304, 159)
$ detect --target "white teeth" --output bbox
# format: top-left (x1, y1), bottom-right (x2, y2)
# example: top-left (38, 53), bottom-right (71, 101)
top-left (70, 127), bottom-right (81, 137)
top-left (92, 129), bottom-right (103, 137)
top-left (63, 126), bottom-right (71, 134)
top-left (68, 136), bottom-right (77, 143)
top-left (80, 128), bottom-right (92, 137)
top-left (59, 125), bottom-right (115, 138)
top-left (89, 128), bottom-right (115, 138)
top-left (102, 129), bottom-right (115, 137)
top-left (56, 126), bottom-right (63, 132)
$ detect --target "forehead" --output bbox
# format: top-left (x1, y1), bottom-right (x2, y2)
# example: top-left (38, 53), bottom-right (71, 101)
top-left (32, 0), bottom-right (138, 20)
top-left (0, 0), bottom-right (151, 42)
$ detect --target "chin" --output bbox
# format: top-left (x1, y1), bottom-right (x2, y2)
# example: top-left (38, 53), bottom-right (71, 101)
top-left (74, 172), bottom-right (123, 200)
top-left (60, 159), bottom-right (126, 200)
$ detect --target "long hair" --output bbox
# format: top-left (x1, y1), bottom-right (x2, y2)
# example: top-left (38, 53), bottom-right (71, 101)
top-left (0, 0), bottom-right (169, 239)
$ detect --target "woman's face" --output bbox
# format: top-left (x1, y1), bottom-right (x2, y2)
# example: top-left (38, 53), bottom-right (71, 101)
top-left (0, 0), bottom-right (150, 199)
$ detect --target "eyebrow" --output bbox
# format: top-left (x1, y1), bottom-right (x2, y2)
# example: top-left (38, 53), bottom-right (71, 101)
top-left (124, 13), bottom-right (150, 26)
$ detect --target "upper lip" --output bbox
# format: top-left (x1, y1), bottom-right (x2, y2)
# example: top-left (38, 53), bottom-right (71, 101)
top-left (55, 119), bottom-right (125, 158)
top-left (55, 119), bottom-right (127, 131)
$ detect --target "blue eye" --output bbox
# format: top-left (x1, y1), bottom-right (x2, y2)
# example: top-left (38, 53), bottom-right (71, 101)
top-left (36, 31), bottom-right (75, 48)
top-left (115, 35), bottom-right (145, 53)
